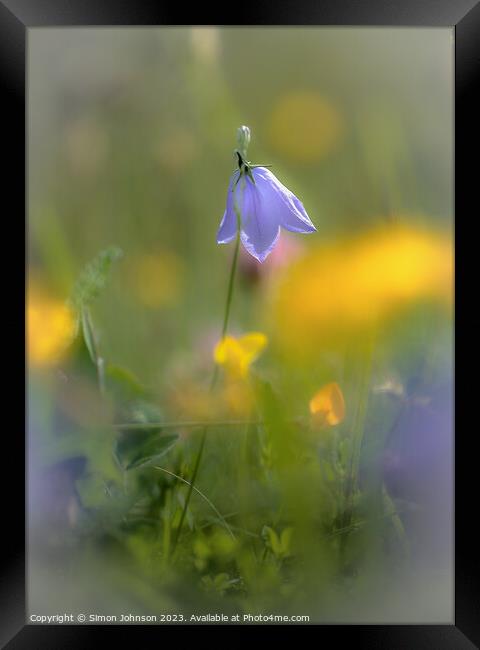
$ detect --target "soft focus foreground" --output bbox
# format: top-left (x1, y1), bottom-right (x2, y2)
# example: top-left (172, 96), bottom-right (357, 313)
top-left (28, 28), bottom-right (453, 623)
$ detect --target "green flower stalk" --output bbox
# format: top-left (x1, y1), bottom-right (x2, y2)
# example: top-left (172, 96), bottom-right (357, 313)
top-left (171, 128), bottom-right (246, 556)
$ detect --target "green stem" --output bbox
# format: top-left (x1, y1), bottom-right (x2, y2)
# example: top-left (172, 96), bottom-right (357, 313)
top-left (162, 490), bottom-right (172, 568)
top-left (154, 466), bottom-right (236, 541)
top-left (210, 205), bottom-right (242, 390)
top-left (171, 209), bottom-right (242, 557)
top-left (82, 307), bottom-right (105, 395)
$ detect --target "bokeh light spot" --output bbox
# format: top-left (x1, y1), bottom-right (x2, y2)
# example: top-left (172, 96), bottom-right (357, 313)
top-left (267, 91), bottom-right (344, 163)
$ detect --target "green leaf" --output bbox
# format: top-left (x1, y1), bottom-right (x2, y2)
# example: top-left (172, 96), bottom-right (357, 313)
top-left (201, 573), bottom-right (231, 595)
top-left (262, 525), bottom-right (280, 555)
top-left (114, 430), bottom-right (178, 471)
top-left (80, 307), bottom-right (97, 364)
top-left (280, 527), bottom-right (293, 555)
top-left (262, 525), bottom-right (293, 559)
top-left (214, 573), bottom-right (231, 590)
top-left (128, 400), bottom-right (163, 425)
top-left (69, 246), bottom-right (123, 314)
top-left (105, 364), bottom-right (146, 400)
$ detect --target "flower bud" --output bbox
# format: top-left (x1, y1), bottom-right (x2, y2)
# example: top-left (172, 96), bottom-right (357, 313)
top-left (236, 125), bottom-right (251, 157)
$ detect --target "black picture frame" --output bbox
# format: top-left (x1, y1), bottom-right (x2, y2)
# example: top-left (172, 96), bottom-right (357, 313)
top-left (3, 1), bottom-right (478, 646)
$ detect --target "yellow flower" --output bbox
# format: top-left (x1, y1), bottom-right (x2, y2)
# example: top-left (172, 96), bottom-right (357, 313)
top-left (214, 332), bottom-right (268, 378)
top-left (309, 382), bottom-right (345, 427)
top-left (28, 289), bottom-right (75, 366)
top-left (271, 223), bottom-right (452, 354)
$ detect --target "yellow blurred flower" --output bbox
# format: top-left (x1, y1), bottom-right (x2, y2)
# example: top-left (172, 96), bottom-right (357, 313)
top-left (272, 223), bottom-right (452, 354)
top-left (129, 251), bottom-right (184, 308)
top-left (309, 382), bottom-right (345, 427)
top-left (28, 289), bottom-right (76, 366)
top-left (214, 332), bottom-right (268, 379)
top-left (267, 91), bottom-right (344, 163)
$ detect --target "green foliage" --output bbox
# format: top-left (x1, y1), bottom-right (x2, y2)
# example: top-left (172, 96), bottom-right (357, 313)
top-left (66, 246), bottom-right (123, 384)
top-left (80, 307), bottom-right (98, 364)
top-left (193, 535), bottom-right (211, 571)
top-left (201, 573), bottom-right (233, 596)
top-left (114, 430), bottom-right (178, 471)
top-left (105, 364), bottom-right (147, 401)
top-left (262, 526), bottom-right (293, 560)
top-left (69, 246), bottom-right (123, 316)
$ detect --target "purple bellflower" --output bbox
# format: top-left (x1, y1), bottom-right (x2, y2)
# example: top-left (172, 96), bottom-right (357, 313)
top-left (217, 127), bottom-right (316, 263)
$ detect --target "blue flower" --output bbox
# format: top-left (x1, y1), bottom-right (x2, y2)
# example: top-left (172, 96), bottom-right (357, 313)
top-left (217, 166), bottom-right (316, 263)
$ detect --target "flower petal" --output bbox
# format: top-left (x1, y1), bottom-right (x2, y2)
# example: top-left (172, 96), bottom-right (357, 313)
top-left (237, 175), bottom-right (281, 263)
top-left (309, 382), bottom-right (345, 426)
top-left (282, 195), bottom-right (317, 234)
top-left (214, 335), bottom-right (239, 365)
top-left (253, 167), bottom-right (316, 234)
top-left (214, 331), bottom-right (268, 378)
top-left (217, 210), bottom-right (237, 244)
top-left (237, 332), bottom-right (268, 364)
top-left (217, 172), bottom-right (240, 244)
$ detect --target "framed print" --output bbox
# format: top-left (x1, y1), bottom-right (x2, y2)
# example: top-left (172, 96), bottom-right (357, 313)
top-left (1, 0), bottom-right (478, 646)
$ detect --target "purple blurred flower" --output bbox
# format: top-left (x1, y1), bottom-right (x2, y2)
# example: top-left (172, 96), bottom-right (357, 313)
top-left (217, 167), bottom-right (316, 263)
